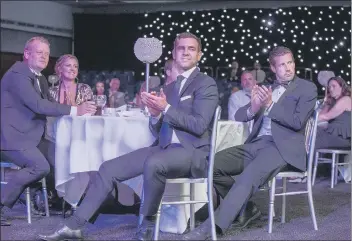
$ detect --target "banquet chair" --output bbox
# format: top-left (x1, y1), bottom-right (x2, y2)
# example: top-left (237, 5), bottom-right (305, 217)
top-left (152, 106), bottom-right (222, 241)
top-left (0, 156), bottom-right (50, 224)
top-left (311, 98), bottom-right (350, 188)
top-left (312, 149), bottom-right (351, 188)
top-left (267, 109), bottom-right (319, 233)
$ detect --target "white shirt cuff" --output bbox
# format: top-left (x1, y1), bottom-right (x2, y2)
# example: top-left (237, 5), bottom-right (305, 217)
top-left (163, 104), bottom-right (171, 114)
top-left (264, 102), bottom-right (274, 116)
top-left (246, 107), bottom-right (255, 119)
top-left (70, 106), bottom-right (77, 116)
top-left (150, 113), bottom-right (162, 124)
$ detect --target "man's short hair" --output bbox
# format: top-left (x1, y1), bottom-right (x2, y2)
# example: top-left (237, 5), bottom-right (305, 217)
top-left (241, 70), bottom-right (254, 78)
top-left (164, 59), bottom-right (174, 74)
top-left (173, 32), bottom-right (202, 52)
top-left (24, 36), bottom-right (50, 52)
top-left (268, 46), bottom-right (294, 66)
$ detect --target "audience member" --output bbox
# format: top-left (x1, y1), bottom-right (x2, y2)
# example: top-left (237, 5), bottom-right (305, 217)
top-left (183, 46), bottom-right (317, 240)
top-left (314, 76), bottom-right (351, 178)
top-left (229, 61), bottom-right (241, 82)
top-left (44, 54), bottom-right (94, 208)
top-left (228, 71), bottom-right (257, 135)
top-left (48, 54), bottom-right (93, 106)
top-left (0, 37), bottom-right (96, 226)
top-left (108, 78), bottom-right (125, 108)
top-left (39, 32), bottom-right (218, 241)
top-left (94, 80), bottom-right (107, 96)
top-left (251, 62), bottom-right (266, 84)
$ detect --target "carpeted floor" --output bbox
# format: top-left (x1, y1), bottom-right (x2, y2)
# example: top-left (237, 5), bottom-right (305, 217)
top-left (1, 177), bottom-right (351, 240)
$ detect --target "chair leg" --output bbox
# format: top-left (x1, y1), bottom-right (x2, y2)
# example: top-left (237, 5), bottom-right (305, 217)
top-left (62, 200), bottom-right (66, 218)
top-left (307, 179), bottom-right (318, 230)
top-left (267, 181), bottom-right (275, 217)
top-left (138, 188), bottom-right (144, 226)
top-left (207, 180), bottom-right (217, 241)
top-left (26, 187), bottom-right (31, 224)
top-left (153, 203), bottom-right (162, 241)
top-left (268, 177), bottom-right (277, 233)
top-left (312, 152), bottom-right (319, 185)
top-left (281, 177), bottom-right (287, 224)
top-left (189, 183), bottom-right (195, 231)
top-left (334, 155), bottom-right (339, 185)
top-left (0, 166), bottom-right (5, 182)
top-left (41, 178), bottom-right (50, 217)
top-left (331, 154), bottom-right (336, 188)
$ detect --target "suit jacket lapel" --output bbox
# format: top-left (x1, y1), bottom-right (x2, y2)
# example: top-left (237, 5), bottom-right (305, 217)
top-left (179, 68), bottom-right (199, 97)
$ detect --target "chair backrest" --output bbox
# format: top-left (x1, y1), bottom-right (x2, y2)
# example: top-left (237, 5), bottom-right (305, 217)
top-left (208, 106), bottom-right (222, 180)
top-left (304, 109), bottom-right (320, 181)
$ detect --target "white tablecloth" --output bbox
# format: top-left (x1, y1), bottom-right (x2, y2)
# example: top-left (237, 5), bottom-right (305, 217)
top-left (54, 113), bottom-right (246, 234)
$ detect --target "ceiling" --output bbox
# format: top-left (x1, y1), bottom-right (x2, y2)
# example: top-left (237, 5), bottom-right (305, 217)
top-left (55, 0), bottom-right (210, 8)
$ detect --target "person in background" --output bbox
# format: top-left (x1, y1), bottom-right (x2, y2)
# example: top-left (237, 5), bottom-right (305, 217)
top-left (312, 76), bottom-right (351, 180)
top-left (108, 78), bottom-right (126, 108)
top-left (133, 81), bottom-right (147, 108)
top-left (163, 59), bottom-right (179, 87)
top-left (228, 71), bottom-right (257, 121)
top-left (0, 37), bottom-right (96, 226)
top-left (229, 61), bottom-right (240, 82)
top-left (251, 62), bottom-right (266, 84)
top-left (44, 54), bottom-right (94, 209)
top-left (94, 80), bottom-right (107, 97)
top-left (48, 54), bottom-right (93, 106)
top-left (134, 59), bottom-right (179, 108)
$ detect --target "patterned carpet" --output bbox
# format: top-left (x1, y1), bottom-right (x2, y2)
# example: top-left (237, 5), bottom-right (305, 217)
top-left (1, 177), bottom-right (351, 240)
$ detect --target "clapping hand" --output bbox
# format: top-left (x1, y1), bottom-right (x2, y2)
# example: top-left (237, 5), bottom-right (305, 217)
top-left (141, 88), bottom-right (168, 116)
top-left (250, 85), bottom-right (273, 114)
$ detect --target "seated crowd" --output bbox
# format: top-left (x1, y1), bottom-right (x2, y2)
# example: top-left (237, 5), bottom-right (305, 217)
top-left (0, 32), bottom-right (350, 241)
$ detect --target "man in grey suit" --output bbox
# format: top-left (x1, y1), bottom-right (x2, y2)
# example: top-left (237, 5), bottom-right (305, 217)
top-left (183, 46), bottom-right (318, 240)
top-left (39, 32), bottom-right (219, 241)
top-left (0, 36), bottom-right (96, 226)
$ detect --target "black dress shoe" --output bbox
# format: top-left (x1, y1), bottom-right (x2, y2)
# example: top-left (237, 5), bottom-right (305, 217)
top-left (232, 201), bottom-right (261, 229)
top-left (38, 225), bottom-right (83, 241)
top-left (183, 219), bottom-right (219, 240)
top-left (136, 217), bottom-right (155, 241)
top-left (1, 216), bottom-right (11, 226)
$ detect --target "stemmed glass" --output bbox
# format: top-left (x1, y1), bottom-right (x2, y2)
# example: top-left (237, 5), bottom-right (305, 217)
top-left (93, 95), bottom-right (107, 116)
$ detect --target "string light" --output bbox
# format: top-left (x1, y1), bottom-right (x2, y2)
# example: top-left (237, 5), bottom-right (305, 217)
top-left (137, 6), bottom-right (350, 86)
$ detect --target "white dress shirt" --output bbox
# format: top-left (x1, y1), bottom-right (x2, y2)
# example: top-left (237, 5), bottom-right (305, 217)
top-left (247, 85), bottom-right (287, 137)
top-left (228, 89), bottom-right (251, 121)
top-left (151, 66), bottom-right (197, 144)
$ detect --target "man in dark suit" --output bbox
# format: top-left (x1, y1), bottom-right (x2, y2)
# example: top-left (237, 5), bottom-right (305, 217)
top-left (0, 37), bottom-right (96, 226)
top-left (38, 32), bottom-right (219, 241)
top-left (183, 46), bottom-right (318, 240)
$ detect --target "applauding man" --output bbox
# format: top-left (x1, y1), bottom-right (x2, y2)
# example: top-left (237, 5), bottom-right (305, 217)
top-left (38, 32), bottom-right (218, 241)
top-left (183, 46), bottom-right (317, 240)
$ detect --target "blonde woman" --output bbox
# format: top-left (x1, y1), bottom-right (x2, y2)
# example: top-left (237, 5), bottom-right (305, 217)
top-left (45, 54), bottom-right (93, 142)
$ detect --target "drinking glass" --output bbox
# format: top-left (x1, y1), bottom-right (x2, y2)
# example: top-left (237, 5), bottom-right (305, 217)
top-left (93, 95), bottom-right (107, 116)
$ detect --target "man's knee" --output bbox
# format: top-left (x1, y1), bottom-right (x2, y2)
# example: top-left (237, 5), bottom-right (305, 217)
top-left (35, 161), bottom-right (50, 178)
top-left (143, 156), bottom-right (164, 179)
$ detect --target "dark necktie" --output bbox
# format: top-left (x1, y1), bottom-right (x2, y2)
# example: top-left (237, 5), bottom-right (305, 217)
top-left (35, 75), bottom-right (42, 93)
top-left (159, 75), bottom-right (185, 148)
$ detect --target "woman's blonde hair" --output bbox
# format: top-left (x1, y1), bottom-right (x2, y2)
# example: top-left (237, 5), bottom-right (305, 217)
top-left (55, 54), bottom-right (79, 77)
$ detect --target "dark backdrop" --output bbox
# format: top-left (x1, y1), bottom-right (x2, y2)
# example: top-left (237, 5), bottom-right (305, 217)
top-left (74, 14), bottom-right (145, 72)
top-left (73, 6), bottom-right (351, 89)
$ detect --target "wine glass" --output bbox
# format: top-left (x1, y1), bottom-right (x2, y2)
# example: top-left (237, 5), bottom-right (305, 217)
top-left (92, 95), bottom-right (107, 115)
